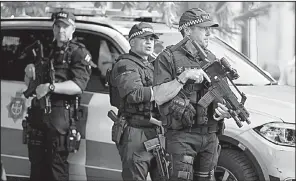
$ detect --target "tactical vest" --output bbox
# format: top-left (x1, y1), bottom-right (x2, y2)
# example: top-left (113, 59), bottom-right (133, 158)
top-left (48, 40), bottom-right (86, 100)
top-left (30, 40), bottom-right (89, 133)
top-left (161, 43), bottom-right (218, 126)
top-left (107, 54), bottom-right (154, 118)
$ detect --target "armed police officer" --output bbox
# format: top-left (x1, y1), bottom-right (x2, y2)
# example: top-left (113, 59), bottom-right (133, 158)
top-left (23, 11), bottom-right (92, 181)
top-left (153, 8), bottom-right (231, 181)
top-left (110, 22), bottom-right (161, 181)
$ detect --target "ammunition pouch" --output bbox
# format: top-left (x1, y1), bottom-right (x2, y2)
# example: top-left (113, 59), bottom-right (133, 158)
top-left (164, 94), bottom-right (196, 130)
top-left (216, 120), bottom-right (225, 135)
top-left (194, 104), bottom-right (209, 125)
top-left (111, 115), bottom-right (127, 145)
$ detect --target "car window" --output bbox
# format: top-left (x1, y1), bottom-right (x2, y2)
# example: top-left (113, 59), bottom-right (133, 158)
top-left (73, 31), bottom-right (121, 93)
top-left (155, 31), bottom-right (273, 85)
top-left (1, 28), bottom-right (121, 93)
top-left (208, 37), bottom-right (273, 85)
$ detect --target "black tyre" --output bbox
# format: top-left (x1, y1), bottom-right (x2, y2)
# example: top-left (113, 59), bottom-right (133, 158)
top-left (215, 149), bottom-right (259, 181)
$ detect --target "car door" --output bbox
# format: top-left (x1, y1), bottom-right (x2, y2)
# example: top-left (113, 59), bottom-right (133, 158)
top-left (1, 26), bottom-right (123, 180)
top-left (70, 30), bottom-right (123, 180)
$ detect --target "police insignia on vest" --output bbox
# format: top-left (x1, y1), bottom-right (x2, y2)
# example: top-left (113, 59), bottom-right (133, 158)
top-left (6, 91), bottom-right (27, 123)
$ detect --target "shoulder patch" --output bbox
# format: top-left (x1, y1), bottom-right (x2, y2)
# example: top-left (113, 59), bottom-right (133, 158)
top-left (117, 65), bottom-right (127, 74)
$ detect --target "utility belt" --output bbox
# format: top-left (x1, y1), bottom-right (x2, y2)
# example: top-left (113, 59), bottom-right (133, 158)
top-left (25, 96), bottom-right (82, 153)
top-left (124, 113), bottom-right (156, 128)
top-left (123, 102), bottom-right (153, 115)
top-left (180, 124), bottom-right (219, 134)
top-left (31, 97), bottom-right (76, 108)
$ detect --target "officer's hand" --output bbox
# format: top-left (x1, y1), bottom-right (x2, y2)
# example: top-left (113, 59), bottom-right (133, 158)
top-left (25, 64), bottom-right (36, 80)
top-left (36, 83), bottom-right (50, 99)
top-left (179, 69), bottom-right (211, 84)
top-left (213, 103), bottom-right (231, 121)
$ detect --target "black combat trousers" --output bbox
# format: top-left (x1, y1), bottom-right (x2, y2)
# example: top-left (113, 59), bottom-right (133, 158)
top-left (165, 128), bottom-right (220, 181)
top-left (28, 126), bottom-right (69, 181)
top-left (117, 124), bottom-right (162, 181)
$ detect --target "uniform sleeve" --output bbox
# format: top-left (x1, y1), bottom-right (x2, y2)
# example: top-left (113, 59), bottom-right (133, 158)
top-left (153, 51), bottom-right (174, 87)
top-left (113, 59), bottom-right (151, 103)
top-left (70, 48), bottom-right (92, 91)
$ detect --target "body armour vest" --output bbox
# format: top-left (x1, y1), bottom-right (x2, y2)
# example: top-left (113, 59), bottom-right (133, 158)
top-left (163, 43), bottom-right (219, 126)
top-left (49, 40), bottom-right (86, 101)
top-left (114, 54), bottom-right (155, 118)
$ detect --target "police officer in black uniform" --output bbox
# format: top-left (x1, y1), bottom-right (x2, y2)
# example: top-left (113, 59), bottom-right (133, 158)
top-left (153, 8), bottom-right (231, 181)
top-left (110, 22), bottom-right (161, 181)
top-left (24, 11), bottom-right (92, 181)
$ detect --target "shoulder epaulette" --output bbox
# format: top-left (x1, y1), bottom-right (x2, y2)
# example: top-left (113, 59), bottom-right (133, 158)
top-left (162, 45), bottom-right (174, 57)
top-left (70, 40), bottom-right (86, 49)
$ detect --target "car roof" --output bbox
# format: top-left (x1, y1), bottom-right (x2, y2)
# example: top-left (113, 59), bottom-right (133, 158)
top-left (1, 17), bottom-right (130, 53)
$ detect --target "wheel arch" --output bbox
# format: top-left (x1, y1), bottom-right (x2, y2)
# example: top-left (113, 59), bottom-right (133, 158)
top-left (218, 135), bottom-right (267, 181)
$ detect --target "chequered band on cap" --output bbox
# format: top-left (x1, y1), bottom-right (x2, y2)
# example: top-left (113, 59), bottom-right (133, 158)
top-left (129, 27), bottom-right (154, 39)
top-left (178, 14), bottom-right (210, 32)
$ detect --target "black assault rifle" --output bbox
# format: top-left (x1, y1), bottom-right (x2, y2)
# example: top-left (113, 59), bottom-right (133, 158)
top-left (188, 37), bottom-right (251, 127)
top-left (143, 118), bottom-right (170, 180)
top-left (22, 40), bottom-right (55, 113)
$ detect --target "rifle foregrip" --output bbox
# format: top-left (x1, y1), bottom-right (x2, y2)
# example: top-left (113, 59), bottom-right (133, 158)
top-left (108, 110), bottom-right (117, 122)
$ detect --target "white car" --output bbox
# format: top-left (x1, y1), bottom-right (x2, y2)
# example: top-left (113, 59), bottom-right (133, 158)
top-left (1, 17), bottom-right (295, 181)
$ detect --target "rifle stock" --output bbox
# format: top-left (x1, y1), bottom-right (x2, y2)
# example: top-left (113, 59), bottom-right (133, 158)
top-left (144, 117), bottom-right (170, 180)
top-left (144, 134), bottom-right (170, 180)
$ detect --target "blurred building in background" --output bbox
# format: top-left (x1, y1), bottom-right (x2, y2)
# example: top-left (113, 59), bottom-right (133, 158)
top-left (254, 2), bottom-right (295, 80)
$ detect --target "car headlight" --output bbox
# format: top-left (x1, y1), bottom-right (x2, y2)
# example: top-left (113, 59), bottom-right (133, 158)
top-left (253, 122), bottom-right (295, 147)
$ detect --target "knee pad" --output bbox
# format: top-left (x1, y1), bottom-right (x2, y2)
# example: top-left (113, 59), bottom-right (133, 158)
top-left (172, 154), bottom-right (194, 180)
top-left (194, 169), bottom-right (215, 181)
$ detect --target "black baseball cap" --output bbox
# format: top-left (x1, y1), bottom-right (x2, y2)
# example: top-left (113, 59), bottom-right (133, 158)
top-left (53, 11), bottom-right (75, 26)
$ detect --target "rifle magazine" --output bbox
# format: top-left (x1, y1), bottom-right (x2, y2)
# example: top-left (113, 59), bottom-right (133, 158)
top-left (198, 91), bottom-right (215, 108)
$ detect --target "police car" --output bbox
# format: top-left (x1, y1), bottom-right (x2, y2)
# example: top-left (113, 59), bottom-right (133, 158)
top-left (1, 8), bottom-right (295, 181)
